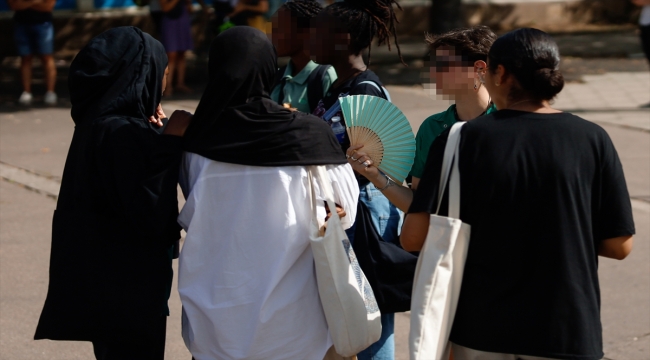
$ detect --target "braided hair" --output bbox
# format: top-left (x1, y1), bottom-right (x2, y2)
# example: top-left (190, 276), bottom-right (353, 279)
top-left (324, 0), bottom-right (403, 64)
top-left (283, 0), bottom-right (323, 29)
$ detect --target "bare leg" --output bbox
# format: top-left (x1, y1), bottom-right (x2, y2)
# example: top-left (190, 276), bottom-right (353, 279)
top-left (175, 51), bottom-right (192, 93)
top-left (41, 55), bottom-right (57, 93)
top-left (20, 55), bottom-right (33, 93)
top-left (164, 51), bottom-right (177, 96)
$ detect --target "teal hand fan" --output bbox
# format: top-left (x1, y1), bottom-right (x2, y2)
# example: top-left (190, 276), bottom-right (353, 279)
top-left (338, 95), bottom-right (416, 184)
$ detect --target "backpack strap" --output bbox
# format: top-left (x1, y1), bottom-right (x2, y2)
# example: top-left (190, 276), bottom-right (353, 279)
top-left (306, 65), bottom-right (332, 113)
top-left (357, 80), bottom-right (391, 102)
top-left (273, 65), bottom-right (288, 105)
top-left (321, 78), bottom-right (390, 121)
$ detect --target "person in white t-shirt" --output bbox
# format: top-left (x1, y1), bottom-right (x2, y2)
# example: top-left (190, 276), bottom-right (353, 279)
top-left (632, 0), bottom-right (650, 62)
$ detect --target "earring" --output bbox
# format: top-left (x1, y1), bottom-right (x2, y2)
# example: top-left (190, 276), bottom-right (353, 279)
top-left (495, 83), bottom-right (500, 87)
top-left (474, 79), bottom-right (480, 91)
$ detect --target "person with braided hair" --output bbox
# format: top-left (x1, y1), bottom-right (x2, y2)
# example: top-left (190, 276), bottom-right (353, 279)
top-left (270, 0), bottom-right (338, 113)
top-left (309, 0), bottom-right (403, 359)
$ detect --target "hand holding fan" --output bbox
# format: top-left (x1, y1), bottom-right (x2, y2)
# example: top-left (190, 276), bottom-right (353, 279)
top-left (339, 95), bottom-right (416, 184)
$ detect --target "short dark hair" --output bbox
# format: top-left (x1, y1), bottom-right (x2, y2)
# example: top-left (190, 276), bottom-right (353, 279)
top-left (283, 0), bottom-right (323, 29)
top-left (425, 26), bottom-right (497, 64)
top-left (488, 28), bottom-right (565, 101)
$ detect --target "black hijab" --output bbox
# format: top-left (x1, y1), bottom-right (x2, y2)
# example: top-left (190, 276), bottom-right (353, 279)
top-left (69, 26), bottom-right (167, 130)
top-left (183, 27), bottom-right (346, 166)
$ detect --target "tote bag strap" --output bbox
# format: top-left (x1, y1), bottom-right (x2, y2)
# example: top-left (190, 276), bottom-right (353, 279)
top-left (435, 122), bottom-right (465, 216)
top-left (307, 167), bottom-right (323, 229)
top-left (308, 166), bottom-right (339, 228)
top-left (313, 166), bottom-right (339, 215)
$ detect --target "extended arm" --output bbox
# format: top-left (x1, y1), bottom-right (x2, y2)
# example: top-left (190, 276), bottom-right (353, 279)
top-left (228, 0), bottom-right (269, 17)
top-left (345, 144), bottom-right (415, 212)
top-left (631, 0), bottom-right (650, 6)
top-left (8, 0), bottom-right (39, 11)
top-left (598, 235), bottom-right (633, 260)
top-left (30, 0), bottom-right (55, 12)
top-left (400, 212), bottom-right (430, 252)
top-left (160, 0), bottom-right (182, 13)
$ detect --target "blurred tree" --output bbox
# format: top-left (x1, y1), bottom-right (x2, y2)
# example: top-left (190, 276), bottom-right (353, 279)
top-left (429, 0), bottom-right (462, 34)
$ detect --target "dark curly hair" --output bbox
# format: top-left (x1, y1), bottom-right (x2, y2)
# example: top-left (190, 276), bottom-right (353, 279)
top-left (425, 25), bottom-right (497, 64)
top-left (323, 0), bottom-right (403, 64)
top-left (283, 0), bottom-right (323, 29)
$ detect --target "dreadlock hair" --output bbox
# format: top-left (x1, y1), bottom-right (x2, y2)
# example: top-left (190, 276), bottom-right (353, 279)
top-left (323, 0), bottom-right (403, 64)
top-left (283, 0), bottom-right (323, 29)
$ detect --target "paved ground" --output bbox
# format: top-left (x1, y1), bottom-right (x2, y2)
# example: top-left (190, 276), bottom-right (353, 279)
top-left (1, 58), bottom-right (649, 358)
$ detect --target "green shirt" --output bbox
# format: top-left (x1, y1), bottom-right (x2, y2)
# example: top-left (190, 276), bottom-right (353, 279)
top-left (270, 60), bottom-right (338, 114)
top-left (410, 103), bottom-right (498, 179)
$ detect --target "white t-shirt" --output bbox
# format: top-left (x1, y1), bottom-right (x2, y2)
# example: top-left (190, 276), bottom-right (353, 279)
top-left (177, 154), bottom-right (359, 360)
top-left (640, 5), bottom-right (650, 26)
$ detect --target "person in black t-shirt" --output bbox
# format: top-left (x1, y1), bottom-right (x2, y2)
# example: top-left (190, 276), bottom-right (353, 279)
top-left (8, 0), bottom-right (57, 105)
top-left (309, 0), bottom-right (404, 359)
top-left (403, 28), bottom-right (635, 360)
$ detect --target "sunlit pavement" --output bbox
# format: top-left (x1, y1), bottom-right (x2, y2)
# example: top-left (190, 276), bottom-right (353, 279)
top-left (1, 67), bottom-right (649, 358)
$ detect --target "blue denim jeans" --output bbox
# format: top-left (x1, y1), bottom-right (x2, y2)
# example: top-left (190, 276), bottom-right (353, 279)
top-left (346, 182), bottom-right (402, 360)
top-left (13, 21), bottom-right (54, 56)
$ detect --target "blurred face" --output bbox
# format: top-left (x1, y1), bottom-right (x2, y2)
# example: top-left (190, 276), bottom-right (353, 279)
top-left (309, 12), bottom-right (350, 64)
top-left (427, 47), bottom-right (477, 99)
top-left (271, 8), bottom-right (301, 57)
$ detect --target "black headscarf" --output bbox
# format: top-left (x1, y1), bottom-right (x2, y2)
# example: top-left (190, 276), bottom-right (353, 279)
top-left (183, 26), bottom-right (346, 166)
top-left (69, 26), bottom-right (167, 130)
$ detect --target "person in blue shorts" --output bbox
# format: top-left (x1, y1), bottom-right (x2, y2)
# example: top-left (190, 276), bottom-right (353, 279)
top-left (8, 0), bottom-right (57, 105)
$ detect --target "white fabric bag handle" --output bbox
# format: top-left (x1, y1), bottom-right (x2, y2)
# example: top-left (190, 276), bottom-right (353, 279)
top-left (308, 166), bottom-right (339, 225)
top-left (435, 122), bottom-right (465, 218)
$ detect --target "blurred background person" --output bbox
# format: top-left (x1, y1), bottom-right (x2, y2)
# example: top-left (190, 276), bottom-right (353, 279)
top-left (270, 0), bottom-right (337, 114)
top-left (160, 0), bottom-right (200, 96)
top-left (632, 0), bottom-right (650, 107)
top-left (209, 0), bottom-right (238, 36)
top-left (8, 0), bottom-right (57, 105)
top-left (227, 0), bottom-right (269, 32)
top-left (149, 0), bottom-right (163, 38)
top-left (632, 0), bottom-right (650, 64)
top-left (402, 28), bottom-right (635, 360)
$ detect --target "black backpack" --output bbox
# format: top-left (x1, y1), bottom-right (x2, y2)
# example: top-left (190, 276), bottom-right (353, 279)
top-left (273, 64), bottom-right (332, 113)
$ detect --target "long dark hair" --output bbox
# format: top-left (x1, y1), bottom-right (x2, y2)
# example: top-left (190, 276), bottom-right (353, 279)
top-left (488, 28), bottom-right (565, 101)
top-left (323, 0), bottom-right (403, 64)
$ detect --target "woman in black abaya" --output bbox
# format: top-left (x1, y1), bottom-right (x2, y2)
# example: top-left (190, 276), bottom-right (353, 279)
top-left (34, 26), bottom-right (192, 360)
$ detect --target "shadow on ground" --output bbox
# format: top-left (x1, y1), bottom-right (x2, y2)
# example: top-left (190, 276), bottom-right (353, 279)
top-left (2, 50), bottom-right (648, 112)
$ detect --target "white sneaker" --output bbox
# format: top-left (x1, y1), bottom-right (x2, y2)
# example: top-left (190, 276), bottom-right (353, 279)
top-left (44, 91), bottom-right (57, 105)
top-left (18, 91), bottom-right (32, 105)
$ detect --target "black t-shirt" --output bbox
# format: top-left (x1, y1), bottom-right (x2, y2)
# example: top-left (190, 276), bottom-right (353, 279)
top-left (410, 110), bottom-right (635, 359)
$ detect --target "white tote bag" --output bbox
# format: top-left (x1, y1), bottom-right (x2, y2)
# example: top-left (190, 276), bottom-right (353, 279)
top-left (308, 165), bottom-right (382, 357)
top-left (409, 122), bottom-right (471, 360)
